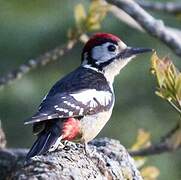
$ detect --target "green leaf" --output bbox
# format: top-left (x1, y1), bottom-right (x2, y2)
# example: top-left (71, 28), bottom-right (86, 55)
top-left (175, 73), bottom-right (181, 102)
top-left (86, 0), bottom-right (110, 31)
top-left (74, 4), bottom-right (86, 26)
top-left (141, 166), bottom-right (160, 180)
top-left (131, 129), bottom-right (151, 151)
top-left (151, 52), bottom-right (181, 112)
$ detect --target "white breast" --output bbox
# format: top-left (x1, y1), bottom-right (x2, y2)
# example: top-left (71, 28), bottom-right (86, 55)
top-left (80, 106), bottom-right (114, 143)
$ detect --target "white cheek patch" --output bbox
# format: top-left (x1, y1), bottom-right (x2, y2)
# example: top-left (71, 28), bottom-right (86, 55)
top-left (92, 42), bottom-right (118, 64)
top-left (70, 89), bottom-right (112, 107)
top-left (118, 41), bottom-right (127, 49)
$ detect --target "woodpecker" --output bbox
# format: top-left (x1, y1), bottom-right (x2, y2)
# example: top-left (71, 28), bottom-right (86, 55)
top-left (25, 33), bottom-right (152, 159)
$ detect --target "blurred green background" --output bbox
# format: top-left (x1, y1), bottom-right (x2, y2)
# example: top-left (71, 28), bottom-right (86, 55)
top-left (0, 0), bottom-right (180, 179)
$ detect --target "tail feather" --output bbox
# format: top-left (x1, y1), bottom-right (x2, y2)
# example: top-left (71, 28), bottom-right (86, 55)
top-left (26, 121), bottom-right (60, 160)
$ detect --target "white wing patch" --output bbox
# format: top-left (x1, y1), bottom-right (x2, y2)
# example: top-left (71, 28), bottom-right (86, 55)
top-left (70, 89), bottom-right (112, 107)
top-left (63, 101), bottom-right (77, 108)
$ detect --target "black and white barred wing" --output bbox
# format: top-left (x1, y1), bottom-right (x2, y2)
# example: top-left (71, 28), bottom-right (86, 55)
top-left (24, 89), bottom-right (114, 125)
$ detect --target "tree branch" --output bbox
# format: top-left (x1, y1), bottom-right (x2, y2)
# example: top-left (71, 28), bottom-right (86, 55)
top-left (129, 141), bottom-right (179, 157)
top-left (129, 123), bottom-right (181, 156)
top-left (106, 0), bottom-right (181, 56)
top-left (0, 39), bottom-right (77, 89)
top-left (136, 0), bottom-right (181, 14)
top-left (109, 5), bottom-right (181, 38)
top-left (0, 138), bottom-right (143, 180)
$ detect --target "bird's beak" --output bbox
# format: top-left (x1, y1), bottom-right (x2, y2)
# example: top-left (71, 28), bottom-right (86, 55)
top-left (120, 47), bottom-right (153, 59)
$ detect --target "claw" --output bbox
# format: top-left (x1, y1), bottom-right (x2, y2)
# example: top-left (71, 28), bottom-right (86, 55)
top-left (83, 143), bottom-right (96, 157)
top-left (64, 140), bottom-right (77, 148)
top-left (48, 136), bottom-right (64, 152)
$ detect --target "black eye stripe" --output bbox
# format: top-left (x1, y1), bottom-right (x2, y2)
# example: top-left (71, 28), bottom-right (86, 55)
top-left (107, 45), bottom-right (116, 52)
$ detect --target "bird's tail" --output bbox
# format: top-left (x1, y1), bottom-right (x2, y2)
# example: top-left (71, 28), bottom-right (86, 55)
top-left (26, 121), bottom-right (60, 160)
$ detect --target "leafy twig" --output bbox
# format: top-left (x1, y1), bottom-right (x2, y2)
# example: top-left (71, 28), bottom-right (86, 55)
top-left (0, 0), bottom-right (109, 89)
top-left (130, 53), bottom-right (181, 157)
top-left (129, 123), bottom-right (181, 156)
top-left (129, 142), bottom-right (174, 156)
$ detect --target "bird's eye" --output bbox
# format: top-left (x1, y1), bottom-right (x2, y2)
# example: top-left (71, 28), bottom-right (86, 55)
top-left (107, 45), bottom-right (116, 52)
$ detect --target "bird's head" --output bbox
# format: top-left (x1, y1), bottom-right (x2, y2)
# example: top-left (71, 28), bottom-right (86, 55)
top-left (81, 33), bottom-right (152, 83)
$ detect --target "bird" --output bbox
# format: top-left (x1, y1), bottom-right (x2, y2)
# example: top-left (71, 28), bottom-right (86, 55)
top-left (25, 33), bottom-right (152, 159)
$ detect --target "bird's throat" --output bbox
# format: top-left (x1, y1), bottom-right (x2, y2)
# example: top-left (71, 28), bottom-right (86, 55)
top-left (103, 57), bottom-right (133, 83)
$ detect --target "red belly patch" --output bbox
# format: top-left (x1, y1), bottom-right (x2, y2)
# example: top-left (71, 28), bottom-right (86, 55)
top-left (62, 118), bottom-right (81, 141)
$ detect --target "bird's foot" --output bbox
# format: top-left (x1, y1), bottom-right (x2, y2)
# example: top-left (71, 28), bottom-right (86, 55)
top-left (83, 143), bottom-right (96, 157)
top-left (63, 140), bottom-right (77, 149)
top-left (49, 136), bottom-right (64, 152)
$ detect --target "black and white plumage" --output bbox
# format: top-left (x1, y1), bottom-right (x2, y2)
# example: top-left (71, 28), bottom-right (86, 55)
top-left (25, 66), bottom-right (114, 125)
top-left (25, 33), bottom-right (152, 159)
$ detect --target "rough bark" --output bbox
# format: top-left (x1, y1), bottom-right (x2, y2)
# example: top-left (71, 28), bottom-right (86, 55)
top-left (0, 138), bottom-right (142, 180)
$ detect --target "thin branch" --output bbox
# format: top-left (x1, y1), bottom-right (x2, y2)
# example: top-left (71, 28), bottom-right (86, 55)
top-left (110, 5), bottom-right (181, 38)
top-left (160, 123), bottom-right (180, 142)
top-left (109, 6), bottom-right (145, 32)
top-left (129, 142), bottom-right (173, 156)
top-left (136, 0), bottom-right (181, 14)
top-left (129, 123), bottom-right (181, 156)
top-left (0, 39), bottom-right (78, 89)
top-left (106, 0), bottom-right (181, 56)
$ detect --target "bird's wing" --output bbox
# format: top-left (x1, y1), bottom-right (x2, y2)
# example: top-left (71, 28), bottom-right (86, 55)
top-left (24, 67), bottom-right (114, 125)
top-left (24, 89), bottom-right (114, 125)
